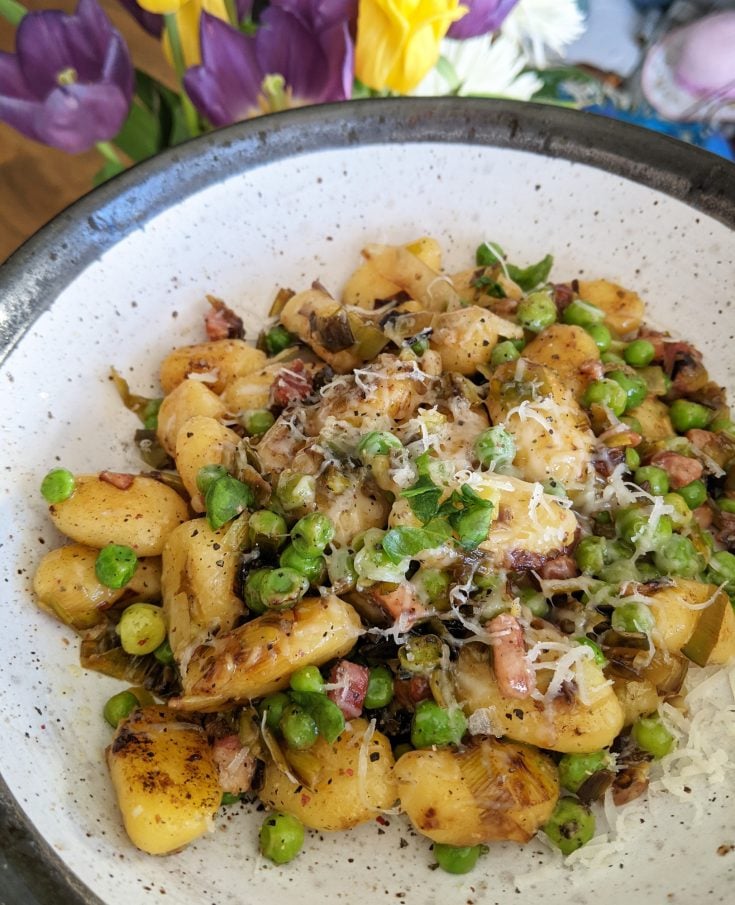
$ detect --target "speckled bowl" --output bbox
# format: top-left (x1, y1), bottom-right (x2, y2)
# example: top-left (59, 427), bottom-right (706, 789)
top-left (1, 99), bottom-right (734, 905)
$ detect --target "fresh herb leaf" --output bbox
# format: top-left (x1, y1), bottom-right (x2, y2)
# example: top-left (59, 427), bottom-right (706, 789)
top-left (507, 254), bottom-right (554, 292)
top-left (439, 484), bottom-right (495, 550)
top-left (401, 452), bottom-right (442, 523)
top-left (382, 518), bottom-right (453, 564)
top-left (470, 274), bottom-right (506, 298)
top-left (476, 242), bottom-right (506, 266)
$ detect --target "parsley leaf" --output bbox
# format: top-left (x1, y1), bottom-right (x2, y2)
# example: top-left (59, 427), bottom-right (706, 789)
top-left (507, 254), bottom-right (554, 292)
top-left (440, 484), bottom-right (495, 550)
top-left (401, 452), bottom-right (441, 523)
top-left (470, 274), bottom-right (506, 298)
top-left (382, 518), bottom-right (453, 564)
top-left (476, 242), bottom-right (506, 266)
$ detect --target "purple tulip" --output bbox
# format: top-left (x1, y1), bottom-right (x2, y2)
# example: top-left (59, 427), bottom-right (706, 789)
top-left (448, 0), bottom-right (520, 39)
top-left (184, 0), bottom-right (357, 127)
top-left (0, 0), bottom-right (133, 154)
top-left (115, 0), bottom-right (163, 39)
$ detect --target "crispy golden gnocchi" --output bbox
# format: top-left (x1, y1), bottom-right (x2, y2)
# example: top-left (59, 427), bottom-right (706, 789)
top-left (34, 235), bottom-right (735, 872)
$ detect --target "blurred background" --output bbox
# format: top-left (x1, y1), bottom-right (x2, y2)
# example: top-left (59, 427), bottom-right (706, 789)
top-left (1, 0), bottom-right (734, 263)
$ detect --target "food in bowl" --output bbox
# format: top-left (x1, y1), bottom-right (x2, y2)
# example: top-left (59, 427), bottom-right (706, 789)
top-left (33, 236), bottom-right (735, 872)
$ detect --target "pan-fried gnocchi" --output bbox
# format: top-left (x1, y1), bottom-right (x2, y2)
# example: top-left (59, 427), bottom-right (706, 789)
top-left (34, 237), bottom-right (735, 874)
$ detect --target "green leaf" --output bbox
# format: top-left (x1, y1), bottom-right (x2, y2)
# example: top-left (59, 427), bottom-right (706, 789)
top-left (382, 518), bottom-right (452, 564)
top-left (470, 274), bottom-right (506, 298)
top-left (476, 242), bottom-right (506, 267)
top-left (114, 100), bottom-right (161, 162)
top-left (507, 254), bottom-right (554, 292)
top-left (400, 453), bottom-right (442, 524)
top-left (93, 159), bottom-right (125, 187)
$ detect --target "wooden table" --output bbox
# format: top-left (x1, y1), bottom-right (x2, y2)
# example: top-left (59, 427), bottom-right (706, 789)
top-left (0, 0), bottom-right (171, 263)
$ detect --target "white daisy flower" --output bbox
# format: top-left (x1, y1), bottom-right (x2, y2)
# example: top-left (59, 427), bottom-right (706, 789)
top-left (413, 33), bottom-right (543, 100)
top-left (502, 0), bottom-right (586, 68)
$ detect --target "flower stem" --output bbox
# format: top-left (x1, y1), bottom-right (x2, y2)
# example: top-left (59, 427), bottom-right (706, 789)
top-left (96, 142), bottom-right (123, 167)
top-left (0, 0), bottom-right (27, 27)
top-left (164, 12), bottom-right (200, 139)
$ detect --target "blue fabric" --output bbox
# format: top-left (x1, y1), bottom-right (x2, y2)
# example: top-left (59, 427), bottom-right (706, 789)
top-left (584, 102), bottom-right (735, 161)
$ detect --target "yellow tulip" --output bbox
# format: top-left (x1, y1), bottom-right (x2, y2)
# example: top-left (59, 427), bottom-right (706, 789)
top-left (138, 0), bottom-right (188, 13)
top-left (162, 0), bottom-right (230, 69)
top-left (355, 0), bottom-right (467, 94)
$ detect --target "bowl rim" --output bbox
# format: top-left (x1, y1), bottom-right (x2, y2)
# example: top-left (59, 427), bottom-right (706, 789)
top-left (1, 96), bottom-right (734, 905)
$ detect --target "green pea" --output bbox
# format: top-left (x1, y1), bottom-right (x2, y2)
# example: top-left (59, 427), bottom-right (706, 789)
top-left (705, 550), bottom-right (735, 588)
top-left (519, 589), bottom-right (550, 618)
top-left (398, 635), bottom-right (443, 674)
top-left (490, 340), bottom-right (520, 365)
top-left (221, 792), bottom-right (242, 806)
top-left (433, 843), bottom-right (486, 875)
top-left (653, 535), bottom-right (702, 578)
top-left (599, 560), bottom-right (640, 584)
top-left (611, 602), bottom-right (654, 635)
top-left (411, 700), bottom-right (467, 749)
top-left (622, 415), bottom-right (643, 435)
top-left (575, 637), bottom-right (607, 667)
top-left (410, 336), bottom-right (430, 356)
top-left (634, 466), bottom-right (669, 496)
top-left (625, 447), bottom-right (641, 470)
top-left (290, 691), bottom-right (345, 744)
top-left (279, 544), bottom-right (327, 586)
top-left (259, 567), bottom-right (310, 611)
top-left (414, 568), bottom-right (451, 606)
top-left (277, 473), bottom-right (316, 512)
top-left (364, 666), bottom-right (394, 709)
top-left (289, 665), bottom-right (324, 694)
top-left (40, 468), bottom-right (75, 504)
top-left (248, 509), bottom-right (288, 553)
top-left (562, 299), bottom-right (605, 327)
top-left (291, 513), bottom-right (335, 557)
top-left (259, 692), bottom-right (290, 731)
top-left (669, 399), bottom-right (711, 433)
top-left (196, 463), bottom-right (229, 496)
top-left (95, 544), bottom-right (138, 589)
top-left (474, 426), bottom-right (516, 469)
top-left (605, 538), bottom-right (635, 561)
top-left (584, 323), bottom-right (611, 352)
top-left (264, 324), bottom-right (295, 356)
top-left (676, 479), bottom-right (708, 511)
top-left (608, 370), bottom-right (647, 412)
top-left (663, 493), bottom-right (693, 527)
top-left (615, 507), bottom-right (672, 551)
top-left (543, 798), bottom-right (596, 855)
top-left (582, 379), bottom-right (627, 417)
top-left (517, 290), bottom-right (557, 333)
top-left (575, 536), bottom-right (606, 575)
top-left (205, 474), bottom-right (254, 530)
top-left (279, 704), bottom-right (318, 750)
top-left (243, 409), bottom-right (275, 437)
top-left (637, 562), bottom-right (661, 582)
top-left (357, 430), bottom-right (402, 461)
top-left (558, 751), bottom-right (610, 793)
top-left (711, 417), bottom-right (735, 435)
top-left (244, 568), bottom-right (270, 614)
top-left (259, 812), bottom-right (305, 864)
top-left (632, 714), bottom-right (675, 759)
top-left (624, 339), bottom-right (656, 368)
top-left (103, 690), bottom-right (139, 728)
top-left (718, 498), bottom-right (735, 514)
top-left (601, 351), bottom-right (625, 366)
top-left (153, 638), bottom-right (174, 665)
top-left (118, 603), bottom-right (166, 655)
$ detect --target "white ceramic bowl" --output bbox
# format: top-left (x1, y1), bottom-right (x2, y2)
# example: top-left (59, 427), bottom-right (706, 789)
top-left (1, 99), bottom-right (734, 905)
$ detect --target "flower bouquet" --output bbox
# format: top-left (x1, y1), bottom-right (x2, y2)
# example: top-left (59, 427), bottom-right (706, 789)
top-left (0, 0), bottom-right (587, 183)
